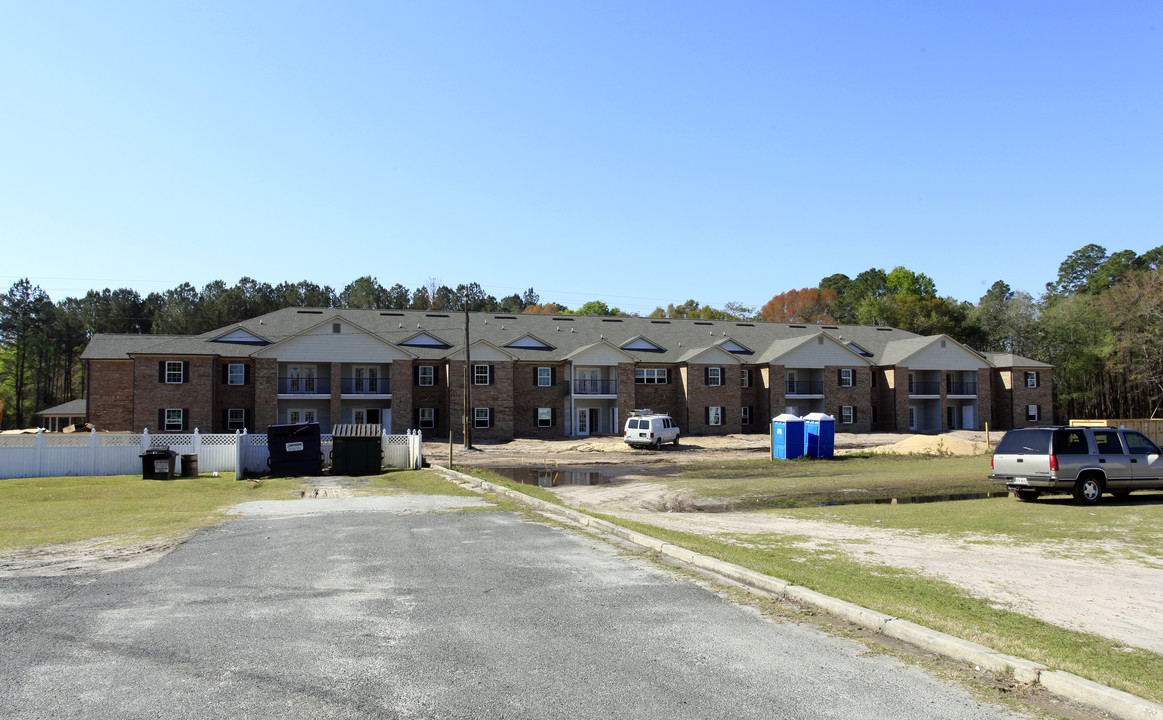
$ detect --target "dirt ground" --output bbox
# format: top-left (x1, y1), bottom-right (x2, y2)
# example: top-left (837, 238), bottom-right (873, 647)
top-left (441, 432), bottom-right (1163, 655)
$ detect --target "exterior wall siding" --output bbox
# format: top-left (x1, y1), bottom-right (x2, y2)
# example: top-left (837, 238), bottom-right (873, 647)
top-left (824, 364), bottom-right (872, 433)
top-left (133, 357), bottom-right (215, 433)
top-left (514, 363), bottom-right (567, 437)
top-left (686, 363), bottom-right (741, 435)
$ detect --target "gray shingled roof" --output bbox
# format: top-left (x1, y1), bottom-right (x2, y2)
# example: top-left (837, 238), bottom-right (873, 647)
top-left (80, 307), bottom-right (1040, 369)
top-left (980, 352), bottom-right (1053, 369)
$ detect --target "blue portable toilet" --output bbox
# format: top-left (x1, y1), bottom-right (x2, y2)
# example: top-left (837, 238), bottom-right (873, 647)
top-left (804, 412), bottom-right (835, 458)
top-left (772, 413), bottom-right (805, 459)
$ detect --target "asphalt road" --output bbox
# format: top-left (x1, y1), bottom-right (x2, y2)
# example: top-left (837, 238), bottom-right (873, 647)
top-left (0, 496), bottom-right (1026, 719)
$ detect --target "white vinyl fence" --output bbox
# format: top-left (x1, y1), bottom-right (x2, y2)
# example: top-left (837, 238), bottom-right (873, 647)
top-left (0, 428), bottom-right (423, 480)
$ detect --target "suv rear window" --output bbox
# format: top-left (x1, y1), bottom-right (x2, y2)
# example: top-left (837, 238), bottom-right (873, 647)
top-left (995, 429), bottom-right (1051, 455)
top-left (1052, 429), bottom-right (1090, 455)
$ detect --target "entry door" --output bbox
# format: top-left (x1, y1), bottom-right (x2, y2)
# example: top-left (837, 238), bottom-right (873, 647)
top-left (577, 409), bottom-right (589, 436)
top-left (589, 370), bottom-right (600, 394)
top-left (367, 408), bottom-right (381, 425)
top-left (908, 406), bottom-right (917, 431)
top-left (961, 405), bottom-right (975, 430)
top-left (589, 408), bottom-right (600, 434)
top-left (353, 409), bottom-right (366, 424)
top-left (946, 407), bottom-right (956, 430)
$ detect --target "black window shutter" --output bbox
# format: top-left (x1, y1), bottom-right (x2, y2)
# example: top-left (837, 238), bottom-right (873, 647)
top-left (158, 409), bottom-right (164, 430)
top-left (182, 408), bottom-right (189, 431)
top-left (434, 408), bottom-right (440, 425)
top-left (413, 409), bottom-right (419, 426)
top-left (551, 408), bottom-right (556, 426)
top-left (488, 366), bottom-right (494, 385)
top-left (533, 367), bottom-right (539, 386)
top-left (1034, 372), bottom-right (1040, 388)
top-left (551, 367), bottom-right (556, 385)
top-left (488, 408), bottom-right (493, 427)
top-left (221, 364), bottom-right (229, 384)
top-left (158, 361), bottom-right (165, 383)
top-left (244, 410), bottom-right (251, 430)
top-left (705, 368), bottom-right (710, 385)
top-left (222, 409), bottom-right (228, 428)
top-left (182, 362), bottom-right (190, 383)
top-left (414, 366), bottom-right (420, 385)
top-left (533, 408), bottom-right (539, 423)
top-left (244, 364), bottom-right (251, 384)
top-left (704, 407), bottom-right (710, 424)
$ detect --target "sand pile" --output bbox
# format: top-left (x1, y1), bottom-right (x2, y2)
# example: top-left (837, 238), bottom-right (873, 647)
top-left (875, 434), bottom-right (988, 456)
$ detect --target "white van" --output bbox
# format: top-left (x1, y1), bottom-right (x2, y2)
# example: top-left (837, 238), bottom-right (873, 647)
top-left (623, 410), bottom-right (680, 449)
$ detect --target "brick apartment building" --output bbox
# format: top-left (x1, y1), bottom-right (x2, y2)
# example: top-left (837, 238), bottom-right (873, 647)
top-left (81, 308), bottom-right (1053, 439)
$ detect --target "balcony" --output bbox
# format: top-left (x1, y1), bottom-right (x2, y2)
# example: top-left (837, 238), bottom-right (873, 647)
top-left (571, 379), bottom-right (617, 395)
top-left (341, 377), bottom-right (392, 395)
top-left (909, 381), bottom-right (941, 396)
top-left (786, 380), bottom-right (824, 396)
top-left (278, 377), bottom-right (331, 395)
top-left (946, 381), bottom-right (977, 396)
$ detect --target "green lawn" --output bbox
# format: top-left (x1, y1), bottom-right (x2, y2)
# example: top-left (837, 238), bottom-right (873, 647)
top-left (0, 469), bottom-right (469, 551)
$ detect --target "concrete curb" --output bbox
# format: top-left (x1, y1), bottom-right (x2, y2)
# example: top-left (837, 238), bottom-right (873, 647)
top-left (435, 465), bottom-right (1163, 720)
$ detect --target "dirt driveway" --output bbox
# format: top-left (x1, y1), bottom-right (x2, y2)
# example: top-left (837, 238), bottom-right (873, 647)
top-left (446, 433), bottom-right (1163, 655)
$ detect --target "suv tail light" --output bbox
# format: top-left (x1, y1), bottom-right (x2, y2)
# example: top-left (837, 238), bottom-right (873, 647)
top-left (1049, 454), bottom-right (1059, 471)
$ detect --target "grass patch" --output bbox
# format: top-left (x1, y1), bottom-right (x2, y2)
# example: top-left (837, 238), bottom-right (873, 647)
top-left (0, 469), bottom-right (464, 551)
top-left (661, 454), bottom-right (996, 508)
top-left (590, 512), bottom-right (1163, 704)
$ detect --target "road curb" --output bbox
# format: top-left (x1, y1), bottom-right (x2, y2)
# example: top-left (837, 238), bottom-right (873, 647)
top-left (434, 465), bottom-right (1163, 720)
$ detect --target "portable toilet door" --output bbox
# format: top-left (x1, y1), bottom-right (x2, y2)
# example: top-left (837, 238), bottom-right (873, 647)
top-left (803, 412), bottom-right (836, 458)
top-left (772, 413), bottom-right (805, 460)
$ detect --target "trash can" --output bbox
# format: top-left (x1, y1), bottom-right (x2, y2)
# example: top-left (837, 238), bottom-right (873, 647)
top-left (330, 424), bottom-right (384, 476)
top-left (267, 423), bottom-right (323, 477)
top-left (804, 412), bottom-right (836, 458)
top-left (771, 414), bottom-right (805, 460)
top-left (180, 454), bottom-right (199, 477)
top-left (141, 447), bottom-right (178, 479)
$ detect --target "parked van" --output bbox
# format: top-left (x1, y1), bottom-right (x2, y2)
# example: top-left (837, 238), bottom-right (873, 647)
top-left (624, 410), bottom-right (680, 450)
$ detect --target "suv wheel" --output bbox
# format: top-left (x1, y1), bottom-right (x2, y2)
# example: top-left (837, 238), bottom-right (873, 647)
top-left (1073, 476), bottom-right (1104, 505)
top-left (1015, 489), bottom-right (1039, 502)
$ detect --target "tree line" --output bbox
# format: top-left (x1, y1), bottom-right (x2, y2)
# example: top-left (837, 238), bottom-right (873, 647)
top-left (2, 244), bottom-right (1161, 429)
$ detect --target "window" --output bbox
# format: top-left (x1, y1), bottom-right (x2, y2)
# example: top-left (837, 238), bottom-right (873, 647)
top-left (164, 409), bottom-right (184, 431)
top-left (226, 408), bottom-right (245, 430)
top-left (741, 369), bottom-right (751, 387)
top-left (1025, 371), bottom-right (1039, 388)
top-left (707, 406), bottom-right (722, 426)
top-left (165, 361), bottom-right (184, 384)
top-left (635, 368), bottom-right (668, 384)
top-left (1026, 404), bottom-right (1039, 423)
top-left (419, 408), bottom-right (435, 429)
top-left (474, 408), bottom-right (492, 428)
top-left (537, 367), bottom-right (552, 387)
top-left (537, 408), bottom-right (553, 427)
top-left (1053, 430), bottom-right (1089, 455)
top-left (839, 369), bottom-right (853, 387)
top-left (841, 406), bottom-right (855, 424)
top-left (1093, 430), bottom-right (1124, 455)
top-left (418, 366), bottom-right (435, 386)
top-left (1125, 431), bottom-right (1160, 455)
top-left (288, 409), bottom-right (316, 424)
top-left (474, 364), bottom-right (491, 386)
top-left (742, 406), bottom-right (752, 425)
top-left (227, 364), bottom-right (246, 386)
top-left (706, 367), bottom-right (722, 386)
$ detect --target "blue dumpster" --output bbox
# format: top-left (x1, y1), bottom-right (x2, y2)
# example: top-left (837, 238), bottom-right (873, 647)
top-left (772, 414), bottom-right (805, 459)
top-left (804, 412), bottom-right (835, 458)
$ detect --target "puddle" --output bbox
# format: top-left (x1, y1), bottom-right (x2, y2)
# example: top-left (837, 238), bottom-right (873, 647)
top-left (487, 467), bottom-right (612, 488)
top-left (817, 492), bottom-right (1010, 507)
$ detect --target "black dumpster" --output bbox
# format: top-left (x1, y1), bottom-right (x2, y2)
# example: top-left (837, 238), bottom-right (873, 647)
top-left (330, 424), bottom-right (384, 476)
top-left (180, 453), bottom-right (199, 477)
top-left (267, 423), bottom-right (323, 477)
top-left (141, 447), bottom-right (178, 479)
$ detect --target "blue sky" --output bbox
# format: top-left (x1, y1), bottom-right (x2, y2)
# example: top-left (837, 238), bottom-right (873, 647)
top-left (2, 2), bottom-right (1160, 316)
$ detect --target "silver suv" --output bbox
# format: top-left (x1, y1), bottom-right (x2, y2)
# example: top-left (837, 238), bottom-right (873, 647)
top-left (989, 426), bottom-right (1163, 504)
top-left (624, 410), bottom-right (680, 450)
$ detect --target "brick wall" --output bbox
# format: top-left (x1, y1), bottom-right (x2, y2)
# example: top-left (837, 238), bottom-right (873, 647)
top-left (1011, 368), bottom-right (1053, 427)
top-left (740, 365), bottom-right (763, 433)
top-left (624, 364), bottom-right (685, 431)
top-left (686, 363), bottom-right (740, 435)
top-left (824, 365), bottom-right (872, 433)
top-left (254, 359), bottom-right (278, 431)
top-left (975, 367), bottom-right (993, 432)
top-left (133, 357), bottom-right (215, 433)
top-left (213, 359), bottom-right (256, 432)
top-left (513, 363), bottom-right (567, 437)
top-left (86, 360), bottom-right (134, 431)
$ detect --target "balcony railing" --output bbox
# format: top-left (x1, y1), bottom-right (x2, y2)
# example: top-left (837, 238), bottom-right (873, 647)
top-left (341, 377), bottom-right (392, 394)
top-left (278, 377), bottom-right (331, 394)
top-left (571, 379), bottom-right (617, 395)
top-left (786, 380), bottom-right (824, 395)
top-left (946, 381), bottom-right (977, 395)
top-left (909, 381), bottom-right (941, 395)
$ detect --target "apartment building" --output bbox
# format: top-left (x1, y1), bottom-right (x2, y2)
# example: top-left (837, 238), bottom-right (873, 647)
top-left (81, 308), bottom-right (1053, 438)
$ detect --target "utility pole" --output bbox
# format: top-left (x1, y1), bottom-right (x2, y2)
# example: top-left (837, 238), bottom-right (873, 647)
top-left (462, 292), bottom-right (473, 449)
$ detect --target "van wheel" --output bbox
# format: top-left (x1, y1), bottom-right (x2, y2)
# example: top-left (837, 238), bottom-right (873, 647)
top-left (653, 438), bottom-right (661, 450)
top-left (673, 436), bottom-right (680, 447)
top-left (1073, 476), bottom-right (1104, 505)
top-left (1015, 489), bottom-right (1039, 502)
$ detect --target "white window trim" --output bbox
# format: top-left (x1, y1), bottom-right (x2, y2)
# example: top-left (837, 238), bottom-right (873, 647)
top-left (1025, 371), bottom-right (1038, 388)
top-left (1027, 404), bottom-right (1040, 422)
top-left (474, 407), bottom-right (491, 428)
top-left (537, 408), bottom-right (553, 427)
top-left (227, 363), bottom-right (245, 386)
top-left (741, 369), bottom-right (751, 388)
top-left (165, 361), bottom-right (184, 384)
top-left (708, 406), bottom-right (722, 426)
top-left (841, 405), bottom-right (855, 424)
top-left (164, 408), bottom-right (184, 431)
top-left (537, 367), bottom-right (552, 387)
top-left (707, 367), bottom-right (722, 386)
top-left (419, 408), bottom-right (435, 429)
top-left (227, 408), bottom-right (245, 430)
top-left (635, 368), bottom-right (668, 384)
top-left (839, 369), bottom-right (853, 387)
top-left (418, 366), bottom-right (435, 386)
top-left (474, 365), bottom-right (490, 386)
